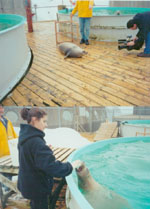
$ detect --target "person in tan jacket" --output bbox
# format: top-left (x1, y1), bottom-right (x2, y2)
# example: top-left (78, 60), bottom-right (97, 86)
top-left (70, 0), bottom-right (94, 45)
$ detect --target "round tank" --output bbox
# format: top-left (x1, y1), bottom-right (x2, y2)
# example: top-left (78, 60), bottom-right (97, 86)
top-left (66, 136), bottom-right (150, 209)
top-left (0, 14), bottom-right (32, 101)
top-left (120, 120), bottom-right (150, 137)
top-left (58, 7), bottom-right (150, 41)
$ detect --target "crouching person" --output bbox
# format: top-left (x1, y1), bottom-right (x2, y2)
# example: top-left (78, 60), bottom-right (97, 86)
top-left (127, 11), bottom-right (150, 57)
top-left (17, 107), bottom-right (76, 209)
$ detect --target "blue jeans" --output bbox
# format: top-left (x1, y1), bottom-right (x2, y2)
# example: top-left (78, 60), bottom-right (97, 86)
top-left (144, 32), bottom-right (150, 54)
top-left (79, 17), bottom-right (91, 41)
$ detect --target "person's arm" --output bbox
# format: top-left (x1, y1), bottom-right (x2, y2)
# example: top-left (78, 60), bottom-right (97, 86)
top-left (89, 0), bottom-right (94, 9)
top-left (7, 120), bottom-right (18, 139)
top-left (32, 139), bottom-right (73, 178)
top-left (136, 29), bottom-right (145, 43)
top-left (133, 13), bottom-right (146, 42)
top-left (71, 0), bottom-right (78, 17)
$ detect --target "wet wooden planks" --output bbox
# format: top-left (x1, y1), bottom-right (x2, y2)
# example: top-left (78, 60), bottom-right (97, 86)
top-left (2, 22), bottom-right (150, 106)
top-left (0, 156), bottom-right (18, 174)
top-left (54, 147), bottom-right (75, 162)
top-left (94, 122), bottom-right (118, 141)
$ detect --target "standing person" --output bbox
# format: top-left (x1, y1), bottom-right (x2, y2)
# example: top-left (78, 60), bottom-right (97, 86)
top-left (70, 0), bottom-right (94, 45)
top-left (0, 104), bottom-right (18, 190)
top-left (17, 107), bottom-right (78, 209)
top-left (0, 105), bottom-right (17, 158)
top-left (127, 11), bottom-right (150, 57)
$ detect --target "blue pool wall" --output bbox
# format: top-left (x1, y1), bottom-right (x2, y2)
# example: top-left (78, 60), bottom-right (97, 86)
top-left (58, 7), bottom-right (150, 16)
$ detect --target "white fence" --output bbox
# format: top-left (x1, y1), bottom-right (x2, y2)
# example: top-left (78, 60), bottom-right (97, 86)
top-left (110, 0), bottom-right (150, 8)
top-left (3, 106), bottom-right (150, 132)
top-left (0, 0), bottom-right (26, 16)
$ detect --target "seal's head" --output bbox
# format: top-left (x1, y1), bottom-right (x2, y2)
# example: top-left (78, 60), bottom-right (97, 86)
top-left (75, 161), bottom-right (89, 178)
top-left (115, 10), bottom-right (121, 15)
top-left (75, 161), bottom-right (94, 191)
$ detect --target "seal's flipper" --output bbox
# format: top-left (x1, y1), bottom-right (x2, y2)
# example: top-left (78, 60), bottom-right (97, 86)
top-left (64, 50), bottom-right (71, 59)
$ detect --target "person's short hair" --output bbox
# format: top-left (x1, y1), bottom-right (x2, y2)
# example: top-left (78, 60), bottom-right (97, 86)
top-left (127, 19), bottom-right (135, 28)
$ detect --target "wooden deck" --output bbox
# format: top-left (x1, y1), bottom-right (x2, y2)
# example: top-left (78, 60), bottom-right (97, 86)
top-left (2, 21), bottom-right (150, 106)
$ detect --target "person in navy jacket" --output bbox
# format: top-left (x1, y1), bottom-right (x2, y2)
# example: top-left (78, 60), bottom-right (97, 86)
top-left (126, 11), bottom-right (150, 57)
top-left (17, 107), bottom-right (77, 209)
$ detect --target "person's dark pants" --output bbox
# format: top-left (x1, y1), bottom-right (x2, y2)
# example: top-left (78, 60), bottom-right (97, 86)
top-left (30, 196), bottom-right (49, 209)
top-left (144, 32), bottom-right (150, 54)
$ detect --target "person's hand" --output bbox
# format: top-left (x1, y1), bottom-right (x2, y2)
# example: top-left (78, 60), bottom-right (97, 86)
top-left (70, 13), bottom-right (73, 19)
top-left (48, 144), bottom-right (52, 149)
top-left (71, 160), bottom-right (82, 169)
top-left (70, 0), bottom-right (76, 5)
top-left (127, 41), bottom-right (135, 46)
top-left (133, 37), bottom-right (138, 41)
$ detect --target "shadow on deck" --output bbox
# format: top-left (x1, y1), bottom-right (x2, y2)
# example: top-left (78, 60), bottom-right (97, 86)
top-left (2, 21), bottom-right (150, 106)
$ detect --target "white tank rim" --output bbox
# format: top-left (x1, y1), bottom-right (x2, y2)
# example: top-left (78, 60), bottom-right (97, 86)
top-left (0, 48), bottom-right (33, 102)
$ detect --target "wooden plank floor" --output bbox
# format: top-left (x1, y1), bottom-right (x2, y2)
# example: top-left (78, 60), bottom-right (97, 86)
top-left (2, 21), bottom-right (150, 106)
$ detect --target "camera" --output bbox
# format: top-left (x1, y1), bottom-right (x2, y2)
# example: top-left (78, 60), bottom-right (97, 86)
top-left (118, 35), bottom-right (144, 51)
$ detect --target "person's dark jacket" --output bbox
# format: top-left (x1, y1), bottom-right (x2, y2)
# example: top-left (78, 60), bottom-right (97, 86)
top-left (133, 12), bottom-right (150, 45)
top-left (17, 124), bottom-right (73, 200)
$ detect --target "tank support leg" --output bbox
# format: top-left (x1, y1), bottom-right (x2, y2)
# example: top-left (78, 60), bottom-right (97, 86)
top-left (49, 178), bottom-right (66, 209)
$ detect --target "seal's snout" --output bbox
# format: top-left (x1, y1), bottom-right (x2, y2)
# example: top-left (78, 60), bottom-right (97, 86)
top-left (76, 165), bottom-right (82, 172)
top-left (75, 162), bottom-right (85, 173)
top-left (83, 51), bottom-right (88, 55)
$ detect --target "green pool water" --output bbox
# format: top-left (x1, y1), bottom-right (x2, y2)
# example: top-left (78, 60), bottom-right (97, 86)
top-left (122, 120), bottom-right (150, 128)
top-left (0, 14), bottom-right (25, 32)
top-left (0, 23), bottom-right (13, 31)
top-left (59, 7), bottom-right (150, 16)
top-left (123, 120), bottom-right (150, 125)
top-left (73, 140), bottom-right (150, 209)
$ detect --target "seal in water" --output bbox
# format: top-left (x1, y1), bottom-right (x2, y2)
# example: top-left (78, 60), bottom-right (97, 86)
top-left (75, 161), bottom-right (133, 209)
top-left (58, 42), bottom-right (87, 59)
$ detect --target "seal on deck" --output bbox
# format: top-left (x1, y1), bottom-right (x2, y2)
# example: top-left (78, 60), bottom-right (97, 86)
top-left (75, 161), bottom-right (133, 209)
top-left (58, 42), bottom-right (87, 59)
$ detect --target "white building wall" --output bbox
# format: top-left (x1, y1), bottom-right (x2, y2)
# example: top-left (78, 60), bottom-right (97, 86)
top-left (109, 0), bottom-right (150, 8)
